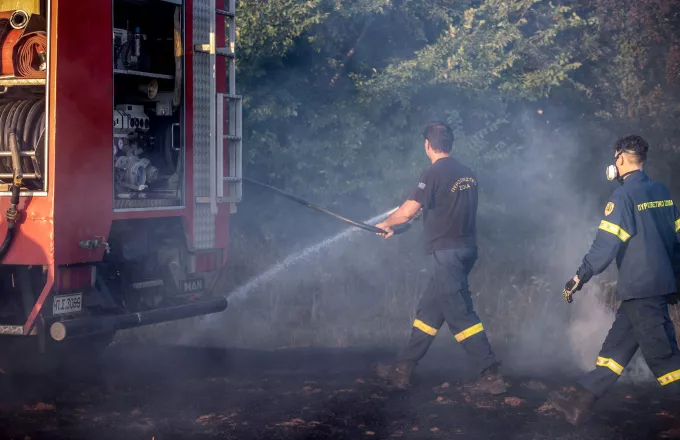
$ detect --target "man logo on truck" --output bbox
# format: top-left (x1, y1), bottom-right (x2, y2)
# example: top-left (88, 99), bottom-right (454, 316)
top-left (183, 278), bottom-right (204, 294)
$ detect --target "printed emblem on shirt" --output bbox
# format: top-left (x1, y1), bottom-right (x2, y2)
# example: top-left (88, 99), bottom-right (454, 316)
top-left (451, 177), bottom-right (476, 192)
top-left (418, 182), bottom-right (426, 189)
top-left (604, 202), bottom-right (615, 216)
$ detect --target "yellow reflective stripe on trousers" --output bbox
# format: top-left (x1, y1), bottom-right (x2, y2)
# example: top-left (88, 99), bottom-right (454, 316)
top-left (596, 356), bottom-right (624, 375)
top-left (413, 319), bottom-right (437, 336)
top-left (676, 218), bottom-right (680, 233)
top-left (454, 323), bottom-right (484, 342)
top-left (658, 369), bottom-right (680, 386)
top-left (599, 220), bottom-right (631, 242)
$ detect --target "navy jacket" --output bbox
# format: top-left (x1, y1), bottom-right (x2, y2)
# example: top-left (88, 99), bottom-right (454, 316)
top-left (577, 170), bottom-right (680, 300)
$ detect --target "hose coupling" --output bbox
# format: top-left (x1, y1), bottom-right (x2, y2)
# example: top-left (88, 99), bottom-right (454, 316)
top-left (5, 207), bottom-right (18, 223)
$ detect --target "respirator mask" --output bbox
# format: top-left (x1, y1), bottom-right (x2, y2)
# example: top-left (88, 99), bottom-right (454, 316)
top-left (605, 151), bottom-right (623, 183)
top-left (606, 149), bottom-right (641, 184)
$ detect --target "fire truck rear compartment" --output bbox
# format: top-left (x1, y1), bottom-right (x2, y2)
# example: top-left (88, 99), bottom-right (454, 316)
top-left (113, 0), bottom-right (185, 210)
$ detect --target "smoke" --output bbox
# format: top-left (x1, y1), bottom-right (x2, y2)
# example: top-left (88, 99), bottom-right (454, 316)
top-left (150, 77), bottom-right (667, 391)
top-left (462, 108), bottom-right (622, 375)
top-left (566, 284), bottom-right (655, 385)
top-left (167, 105), bottom-right (632, 384)
top-left (172, 208), bottom-right (399, 347)
top-left (566, 285), bottom-right (615, 371)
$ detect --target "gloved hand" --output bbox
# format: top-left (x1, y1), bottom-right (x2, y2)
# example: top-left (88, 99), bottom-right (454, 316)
top-left (563, 275), bottom-right (583, 304)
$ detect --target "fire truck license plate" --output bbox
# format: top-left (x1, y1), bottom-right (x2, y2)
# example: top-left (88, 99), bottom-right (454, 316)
top-left (182, 278), bottom-right (204, 294)
top-left (52, 293), bottom-right (83, 315)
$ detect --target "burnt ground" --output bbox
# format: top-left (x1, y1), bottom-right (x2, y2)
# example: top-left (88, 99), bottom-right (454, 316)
top-left (0, 344), bottom-right (679, 440)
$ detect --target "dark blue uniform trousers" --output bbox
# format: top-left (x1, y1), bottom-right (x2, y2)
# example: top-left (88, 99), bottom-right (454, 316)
top-left (397, 247), bottom-right (497, 373)
top-left (579, 296), bottom-right (680, 397)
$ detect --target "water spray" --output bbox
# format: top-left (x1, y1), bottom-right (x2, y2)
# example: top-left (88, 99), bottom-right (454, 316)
top-left (243, 177), bottom-right (410, 235)
top-left (225, 207), bottom-right (399, 303)
top-left (205, 179), bottom-right (411, 303)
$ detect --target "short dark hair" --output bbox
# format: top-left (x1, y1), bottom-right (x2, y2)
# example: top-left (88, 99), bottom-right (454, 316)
top-left (614, 135), bottom-right (649, 164)
top-left (422, 121), bottom-right (454, 153)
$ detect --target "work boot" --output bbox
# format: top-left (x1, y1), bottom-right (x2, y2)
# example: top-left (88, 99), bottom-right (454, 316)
top-left (374, 361), bottom-right (415, 389)
top-left (548, 385), bottom-right (597, 426)
top-left (465, 362), bottom-right (508, 395)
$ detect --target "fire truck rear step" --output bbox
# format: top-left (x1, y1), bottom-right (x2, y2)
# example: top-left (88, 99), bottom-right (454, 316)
top-left (49, 296), bottom-right (228, 341)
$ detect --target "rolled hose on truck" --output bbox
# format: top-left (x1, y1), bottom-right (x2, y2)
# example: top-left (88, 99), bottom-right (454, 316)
top-left (0, 98), bottom-right (44, 260)
top-left (13, 32), bottom-right (48, 78)
top-left (0, 98), bottom-right (44, 180)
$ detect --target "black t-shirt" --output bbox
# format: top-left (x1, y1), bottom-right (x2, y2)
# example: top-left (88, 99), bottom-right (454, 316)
top-left (408, 157), bottom-right (478, 253)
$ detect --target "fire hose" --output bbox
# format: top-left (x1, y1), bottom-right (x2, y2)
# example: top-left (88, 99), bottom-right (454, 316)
top-left (0, 99), bottom-right (44, 260)
top-left (0, 99), bottom-right (44, 189)
top-left (242, 177), bottom-right (411, 235)
top-left (13, 32), bottom-right (47, 78)
top-left (0, 132), bottom-right (22, 261)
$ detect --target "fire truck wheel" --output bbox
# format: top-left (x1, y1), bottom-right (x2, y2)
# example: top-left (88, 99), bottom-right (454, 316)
top-left (0, 331), bottom-right (115, 376)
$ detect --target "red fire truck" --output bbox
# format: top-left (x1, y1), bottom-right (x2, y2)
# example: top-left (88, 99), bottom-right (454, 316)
top-left (0, 0), bottom-right (239, 372)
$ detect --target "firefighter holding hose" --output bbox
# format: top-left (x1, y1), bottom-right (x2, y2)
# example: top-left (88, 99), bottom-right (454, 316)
top-left (550, 135), bottom-right (680, 426)
top-left (373, 121), bottom-right (507, 395)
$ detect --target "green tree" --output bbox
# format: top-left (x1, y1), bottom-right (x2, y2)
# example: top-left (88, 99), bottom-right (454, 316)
top-left (237, 0), bottom-right (596, 210)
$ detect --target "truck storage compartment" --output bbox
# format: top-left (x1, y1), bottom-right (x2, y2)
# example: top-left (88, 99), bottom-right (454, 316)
top-left (112, 0), bottom-right (184, 210)
top-left (0, 3), bottom-right (48, 194)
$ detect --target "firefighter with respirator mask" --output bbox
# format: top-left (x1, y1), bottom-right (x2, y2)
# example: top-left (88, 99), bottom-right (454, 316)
top-left (372, 121), bottom-right (506, 395)
top-left (550, 135), bottom-right (680, 426)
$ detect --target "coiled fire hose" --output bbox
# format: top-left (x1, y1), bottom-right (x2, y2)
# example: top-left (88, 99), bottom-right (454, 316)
top-left (0, 132), bottom-right (22, 260)
top-left (13, 31), bottom-right (47, 78)
top-left (0, 99), bottom-right (44, 190)
top-left (243, 177), bottom-right (411, 235)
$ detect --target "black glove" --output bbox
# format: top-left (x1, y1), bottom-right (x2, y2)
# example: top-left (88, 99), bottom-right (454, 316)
top-left (563, 276), bottom-right (583, 304)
